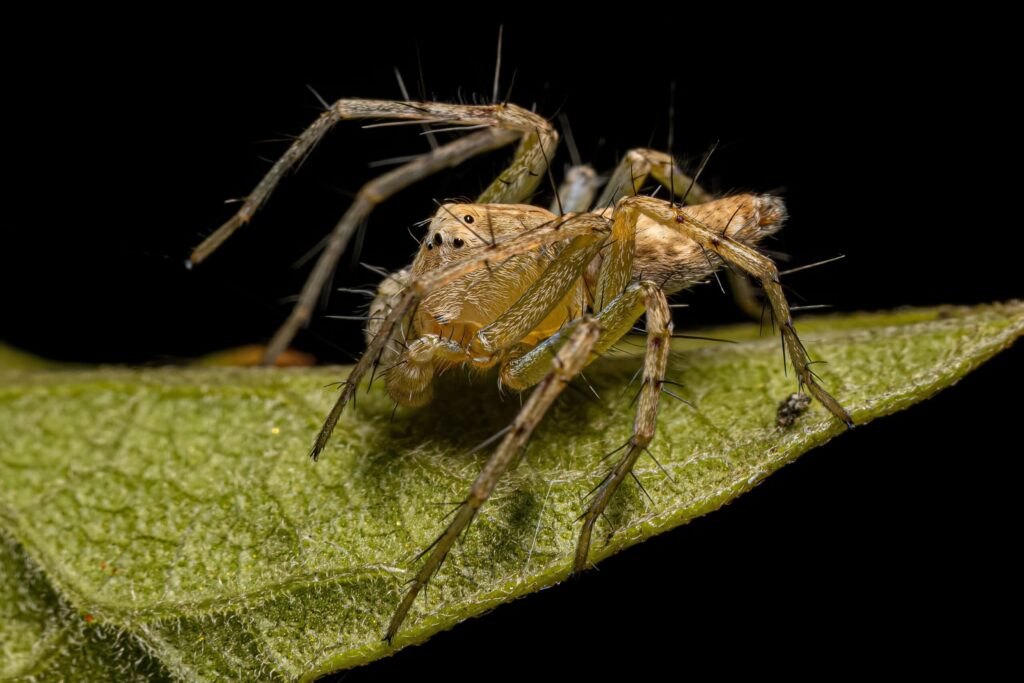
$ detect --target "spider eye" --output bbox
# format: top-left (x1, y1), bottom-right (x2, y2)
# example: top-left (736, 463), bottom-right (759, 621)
top-left (463, 215), bottom-right (474, 224)
top-left (453, 238), bottom-right (465, 248)
top-left (433, 233), bottom-right (443, 246)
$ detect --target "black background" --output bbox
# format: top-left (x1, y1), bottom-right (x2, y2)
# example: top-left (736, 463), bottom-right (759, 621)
top-left (5, 14), bottom-right (1020, 679)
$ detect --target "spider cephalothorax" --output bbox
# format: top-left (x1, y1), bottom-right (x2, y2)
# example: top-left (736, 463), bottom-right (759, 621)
top-left (190, 98), bottom-right (852, 643)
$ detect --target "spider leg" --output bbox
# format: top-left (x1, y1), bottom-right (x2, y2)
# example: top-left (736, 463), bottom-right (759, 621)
top-left (191, 100), bottom-right (556, 265)
top-left (386, 200), bottom-right (633, 404)
top-left (574, 282), bottom-right (672, 571)
top-left (595, 148), bottom-right (711, 209)
top-left (385, 209), bottom-right (613, 407)
top-left (527, 193), bottom-right (847, 571)
top-left (485, 202), bottom-right (670, 572)
top-left (359, 267), bottom-right (417, 394)
top-left (496, 280), bottom-right (673, 571)
top-left (594, 148), bottom-right (770, 317)
top-left (384, 318), bottom-right (602, 644)
top-left (259, 131), bottom-right (511, 365)
top-left (617, 195), bottom-right (853, 427)
top-left (189, 100), bottom-right (559, 364)
top-left (310, 212), bottom-right (612, 460)
top-left (499, 280), bottom-right (649, 390)
top-left (470, 231), bottom-right (607, 357)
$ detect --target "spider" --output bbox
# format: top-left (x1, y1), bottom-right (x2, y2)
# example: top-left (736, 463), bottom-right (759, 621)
top-left (188, 98), bottom-right (854, 643)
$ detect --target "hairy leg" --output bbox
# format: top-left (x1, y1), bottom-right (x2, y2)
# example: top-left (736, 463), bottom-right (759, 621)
top-left (191, 100), bottom-right (556, 264)
top-left (469, 231), bottom-right (607, 358)
top-left (499, 279), bottom-right (648, 390)
top-left (189, 100), bottom-right (558, 364)
top-left (363, 268), bottom-right (411, 368)
top-left (594, 148), bottom-right (769, 317)
top-left (486, 201), bottom-right (673, 572)
top-left (617, 196), bottom-right (853, 427)
top-left (556, 193), bottom-right (850, 571)
top-left (385, 318), bottom-right (602, 643)
top-left (496, 279), bottom-right (675, 571)
top-left (591, 148), bottom-right (715, 310)
top-left (258, 130), bottom-right (514, 364)
top-left (595, 148), bottom-right (712, 210)
top-left (573, 283), bottom-right (671, 569)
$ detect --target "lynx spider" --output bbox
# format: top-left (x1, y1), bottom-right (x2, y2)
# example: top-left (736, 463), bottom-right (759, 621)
top-left (189, 97), bottom-right (854, 643)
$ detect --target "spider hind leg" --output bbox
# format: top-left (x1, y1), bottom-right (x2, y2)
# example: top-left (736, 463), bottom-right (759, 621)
top-left (619, 195), bottom-right (853, 428)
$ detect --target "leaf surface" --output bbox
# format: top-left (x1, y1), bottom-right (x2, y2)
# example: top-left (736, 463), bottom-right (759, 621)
top-left (1, 303), bottom-right (1021, 681)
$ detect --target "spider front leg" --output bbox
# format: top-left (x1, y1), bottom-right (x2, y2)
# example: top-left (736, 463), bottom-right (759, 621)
top-left (189, 99), bottom-right (559, 364)
top-left (191, 100), bottom-right (555, 265)
top-left (385, 318), bottom-right (602, 643)
top-left (252, 129), bottom-right (515, 366)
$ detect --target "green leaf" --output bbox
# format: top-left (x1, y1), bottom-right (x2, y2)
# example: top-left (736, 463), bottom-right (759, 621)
top-left (1, 303), bottom-right (1021, 681)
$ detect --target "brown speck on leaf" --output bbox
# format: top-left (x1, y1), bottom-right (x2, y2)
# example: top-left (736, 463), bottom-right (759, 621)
top-left (777, 392), bottom-right (812, 428)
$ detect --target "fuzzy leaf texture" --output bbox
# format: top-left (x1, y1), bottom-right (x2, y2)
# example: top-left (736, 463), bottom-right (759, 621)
top-left (1, 303), bottom-right (1021, 681)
